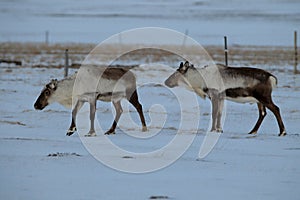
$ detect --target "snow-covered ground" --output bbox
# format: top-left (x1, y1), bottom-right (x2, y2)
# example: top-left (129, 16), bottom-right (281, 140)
top-left (0, 61), bottom-right (300, 199)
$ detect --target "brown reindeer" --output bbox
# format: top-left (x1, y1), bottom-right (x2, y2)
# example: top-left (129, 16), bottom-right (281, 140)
top-left (165, 61), bottom-right (286, 136)
top-left (34, 67), bottom-right (147, 136)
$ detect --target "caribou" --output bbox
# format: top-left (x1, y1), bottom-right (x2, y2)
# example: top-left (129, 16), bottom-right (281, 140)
top-left (165, 61), bottom-right (286, 136)
top-left (34, 67), bottom-right (147, 136)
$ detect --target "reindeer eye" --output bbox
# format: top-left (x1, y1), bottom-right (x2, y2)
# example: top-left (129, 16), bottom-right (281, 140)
top-left (44, 90), bottom-right (50, 96)
top-left (178, 68), bottom-right (185, 74)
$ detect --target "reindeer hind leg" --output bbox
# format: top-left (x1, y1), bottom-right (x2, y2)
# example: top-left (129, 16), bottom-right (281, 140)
top-left (248, 102), bottom-right (267, 135)
top-left (256, 93), bottom-right (286, 136)
top-left (127, 90), bottom-right (147, 132)
top-left (264, 101), bottom-right (286, 136)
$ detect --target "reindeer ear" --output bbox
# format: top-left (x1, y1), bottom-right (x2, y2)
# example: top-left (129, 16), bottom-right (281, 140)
top-left (177, 61), bottom-right (189, 73)
top-left (49, 79), bottom-right (58, 90)
top-left (182, 61), bottom-right (190, 71)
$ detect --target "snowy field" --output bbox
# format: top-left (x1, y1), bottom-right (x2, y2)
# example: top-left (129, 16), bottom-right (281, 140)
top-left (0, 61), bottom-right (300, 199)
top-left (1, 0), bottom-right (300, 199)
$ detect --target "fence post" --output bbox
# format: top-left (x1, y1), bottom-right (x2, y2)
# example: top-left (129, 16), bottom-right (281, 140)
top-left (45, 31), bottom-right (49, 45)
top-left (224, 36), bottom-right (228, 66)
top-left (182, 29), bottom-right (189, 47)
top-left (64, 49), bottom-right (69, 78)
top-left (294, 31), bottom-right (298, 74)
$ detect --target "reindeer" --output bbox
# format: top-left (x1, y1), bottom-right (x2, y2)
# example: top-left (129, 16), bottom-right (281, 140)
top-left (34, 67), bottom-right (147, 136)
top-left (165, 61), bottom-right (286, 136)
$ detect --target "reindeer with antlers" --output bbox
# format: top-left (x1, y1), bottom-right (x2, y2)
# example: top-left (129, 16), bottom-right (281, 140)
top-left (34, 67), bottom-right (147, 136)
top-left (165, 61), bottom-right (286, 136)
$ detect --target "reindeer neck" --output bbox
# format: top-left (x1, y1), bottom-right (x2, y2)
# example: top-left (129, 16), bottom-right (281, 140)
top-left (51, 76), bottom-right (75, 108)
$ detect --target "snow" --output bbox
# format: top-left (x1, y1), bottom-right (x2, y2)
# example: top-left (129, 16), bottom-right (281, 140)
top-left (1, 0), bottom-right (300, 198)
top-left (0, 63), bottom-right (300, 199)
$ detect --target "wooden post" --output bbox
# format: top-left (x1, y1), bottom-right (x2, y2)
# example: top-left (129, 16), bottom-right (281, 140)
top-left (64, 49), bottom-right (69, 78)
top-left (224, 36), bottom-right (228, 66)
top-left (294, 31), bottom-right (298, 74)
top-left (118, 33), bottom-right (123, 53)
top-left (182, 29), bottom-right (189, 47)
top-left (118, 33), bottom-right (122, 45)
top-left (45, 31), bottom-right (49, 45)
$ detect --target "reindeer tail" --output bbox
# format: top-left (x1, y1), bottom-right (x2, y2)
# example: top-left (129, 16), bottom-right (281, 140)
top-left (269, 75), bottom-right (278, 89)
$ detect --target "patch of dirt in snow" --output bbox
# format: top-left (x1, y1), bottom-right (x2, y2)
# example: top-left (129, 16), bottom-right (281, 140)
top-left (47, 152), bottom-right (81, 157)
top-left (149, 195), bottom-right (170, 199)
top-left (0, 120), bottom-right (26, 126)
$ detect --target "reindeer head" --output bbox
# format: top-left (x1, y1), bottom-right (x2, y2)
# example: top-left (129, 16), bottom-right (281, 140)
top-left (164, 61), bottom-right (194, 88)
top-left (34, 79), bottom-right (58, 110)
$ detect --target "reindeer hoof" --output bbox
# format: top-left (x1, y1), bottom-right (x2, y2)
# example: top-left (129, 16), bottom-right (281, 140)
top-left (85, 132), bottom-right (97, 137)
top-left (66, 127), bottom-right (76, 136)
top-left (278, 131), bottom-right (287, 137)
top-left (142, 126), bottom-right (148, 132)
top-left (216, 128), bottom-right (223, 133)
top-left (104, 130), bottom-right (115, 135)
top-left (248, 131), bottom-right (257, 135)
top-left (210, 128), bottom-right (223, 133)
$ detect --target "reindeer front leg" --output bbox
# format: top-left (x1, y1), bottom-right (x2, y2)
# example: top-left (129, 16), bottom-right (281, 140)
top-left (216, 98), bottom-right (224, 133)
top-left (105, 101), bottom-right (123, 135)
top-left (210, 98), bottom-right (218, 132)
top-left (85, 98), bottom-right (97, 137)
top-left (209, 90), bottom-right (223, 133)
top-left (67, 100), bottom-right (84, 136)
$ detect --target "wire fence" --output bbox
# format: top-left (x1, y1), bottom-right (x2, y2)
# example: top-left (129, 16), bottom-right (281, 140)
top-left (0, 32), bottom-right (298, 74)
